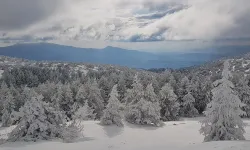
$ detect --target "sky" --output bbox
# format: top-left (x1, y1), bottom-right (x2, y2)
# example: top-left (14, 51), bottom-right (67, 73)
top-left (0, 0), bottom-right (250, 52)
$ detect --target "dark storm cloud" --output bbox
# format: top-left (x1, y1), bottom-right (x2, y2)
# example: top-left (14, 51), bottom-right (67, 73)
top-left (0, 0), bottom-right (62, 31)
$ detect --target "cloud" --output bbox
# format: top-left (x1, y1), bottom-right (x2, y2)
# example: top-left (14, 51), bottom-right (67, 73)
top-left (122, 0), bottom-right (250, 41)
top-left (0, 0), bottom-right (62, 31)
top-left (0, 0), bottom-right (250, 44)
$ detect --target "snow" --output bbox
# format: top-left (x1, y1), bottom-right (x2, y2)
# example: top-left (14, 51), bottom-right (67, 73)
top-left (232, 65), bottom-right (235, 71)
top-left (75, 65), bottom-right (89, 75)
top-left (0, 70), bottom-right (4, 78)
top-left (1, 119), bottom-right (250, 150)
top-left (242, 60), bottom-right (250, 68)
top-left (93, 66), bottom-right (98, 71)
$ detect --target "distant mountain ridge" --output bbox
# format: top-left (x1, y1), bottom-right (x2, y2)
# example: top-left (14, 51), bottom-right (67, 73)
top-left (0, 43), bottom-right (250, 69)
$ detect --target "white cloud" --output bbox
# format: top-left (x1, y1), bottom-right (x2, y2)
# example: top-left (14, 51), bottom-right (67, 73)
top-left (0, 0), bottom-right (250, 43)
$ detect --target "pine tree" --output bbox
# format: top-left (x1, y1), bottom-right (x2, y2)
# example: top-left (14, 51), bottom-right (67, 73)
top-left (159, 83), bottom-right (180, 121)
top-left (1, 91), bottom-right (15, 127)
top-left (75, 85), bottom-right (88, 105)
top-left (61, 84), bottom-right (74, 119)
top-left (88, 79), bottom-right (104, 119)
top-left (177, 76), bottom-right (191, 99)
top-left (51, 84), bottom-right (63, 112)
top-left (234, 75), bottom-right (250, 117)
top-left (200, 60), bottom-right (246, 142)
top-left (181, 92), bottom-right (199, 117)
top-left (125, 81), bottom-right (161, 126)
top-left (8, 95), bottom-right (62, 141)
top-left (117, 76), bottom-right (126, 102)
top-left (74, 100), bottom-right (96, 120)
top-left (0, 82), bottom-right (9, 121)
top-left (98, 76), bottom-right (112, 105)
top-left (142, 83), bottom-right (161, 125)
top-left (124, 75), bottom-right (144, 105)
top-left (101, 85), bottom-right (123, 126)
top-left (19, 87), bottom-right (38, 108)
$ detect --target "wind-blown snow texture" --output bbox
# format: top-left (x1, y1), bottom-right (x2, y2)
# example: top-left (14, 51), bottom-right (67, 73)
top-left (1, 119), bottom-right (250, 150)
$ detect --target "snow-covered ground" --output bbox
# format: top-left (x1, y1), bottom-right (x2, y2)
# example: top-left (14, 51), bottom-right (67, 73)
top-left (0, 119), bottom-right (250, 150)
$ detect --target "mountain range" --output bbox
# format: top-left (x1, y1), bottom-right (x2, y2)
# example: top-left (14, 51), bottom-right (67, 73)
top-left (0, 43), bottom-right (250, 69)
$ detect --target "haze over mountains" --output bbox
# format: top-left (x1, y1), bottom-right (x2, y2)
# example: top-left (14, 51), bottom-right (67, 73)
top-left (0, 43), bottom-right (250, 69)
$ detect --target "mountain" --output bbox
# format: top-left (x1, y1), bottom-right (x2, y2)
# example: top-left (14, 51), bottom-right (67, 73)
top-left (0, 43), bottom-right (159, 69)
top-left (0, 43), bottom-right (250, 69)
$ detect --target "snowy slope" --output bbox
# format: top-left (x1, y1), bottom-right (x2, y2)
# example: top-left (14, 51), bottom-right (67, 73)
top-left (1, 119), bottom-right (250, 150)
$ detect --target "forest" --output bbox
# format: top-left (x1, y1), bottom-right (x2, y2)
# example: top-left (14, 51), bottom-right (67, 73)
top-left (0, 55), bottom-right (249, 143)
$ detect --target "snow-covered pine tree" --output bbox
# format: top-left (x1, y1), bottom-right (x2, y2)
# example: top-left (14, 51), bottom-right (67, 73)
top-left (124, 75), bottom-right (144, 122)
top-left (98, 76), bottom-right (113, 105)
top-left (233, 75), bottom-right (250, 117)
top-left (36, 82), bottom-right (57, 103)
top-left (75, 85), bottom-right (88, 106)
top-left (8, 95), bottom-right (62, 141)
top-left (61, 84), bottom-right (74, 119)
top-left (117, 76), bottom-right (126, 102)
top-left (101, 85), bottom-right (123, 126)
top-left (141, 83), bottom-right (161, 126)
top-left (151, 77), bottom-right (160, 94)
top-left (18, 87), bottom-right (38, 108)
top-left (159, 83), bottom-right (180, 121)
top-left (88, 79), bottom-right (105, 119)
top-left (177, 76), bottom-right (191, 99)
top-left (51, 84), bottom-right (64, 112)
top-left (0, 82), bottom-right (9, 121)
top-left (124, 74), bottom-right (144, 105)
top-left (200, 60), bottom-right (246, 142)
top-left (126, 81), bottom-right (161, 126)
top-left (61, 119), bottom-right (84, 143)
top-left (1, 91), bottom-right (15, 127)
top-left (74, 100), bottom-right (96, 121)
top-left (181, 92), bottom-right (199, 117)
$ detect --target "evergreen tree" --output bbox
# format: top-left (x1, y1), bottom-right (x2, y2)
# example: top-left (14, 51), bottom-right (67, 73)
top-left (200, 60), bottom-right (246, 142)
top-left (88, 79), bottom-right (104, 119)
top-left (124, 75), bottom-right (144, 105)
top-left (234, 75), bottom-right (250, 117)
top-left (74, 100), bottom-right (96, 120)
top-left (1, 91), bottom-right (15, 127)
top-left (177, 76), bottom-right (191, 98)
top-left (101, 85), bottom-right (123, 126)
top-left (8, 95), bottom-right (62, 141)
top-left (159, 83), bottom-right (180, 121)
top-left (75, 85), bottom-right (88, 105)
top-left (51, 84), bottom-right (63, 112)
top-left (98, 76), bottom-right (112, 105)
top-left (117, 76), bottom-right (126, 102)
top-left (0, 82), bottom-right (9, 120)
top-left (181, 92), bottom-right (199, 117)
top-left (61, 84), bottom-right (74, 119)
top-left (18, 87), bottom-right (38, 109)
top-left (125, 81), bottom-right (161, 126)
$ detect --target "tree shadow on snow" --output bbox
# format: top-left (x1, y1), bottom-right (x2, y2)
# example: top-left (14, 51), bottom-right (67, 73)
top-left (0, 140), bottom-right (48, 148)
top-left (76, 136), bottom-right (95, 143)
top-left (124, 122), bottom-right (165, 131)
top-left (101, 125), bottom-right (124, 138)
